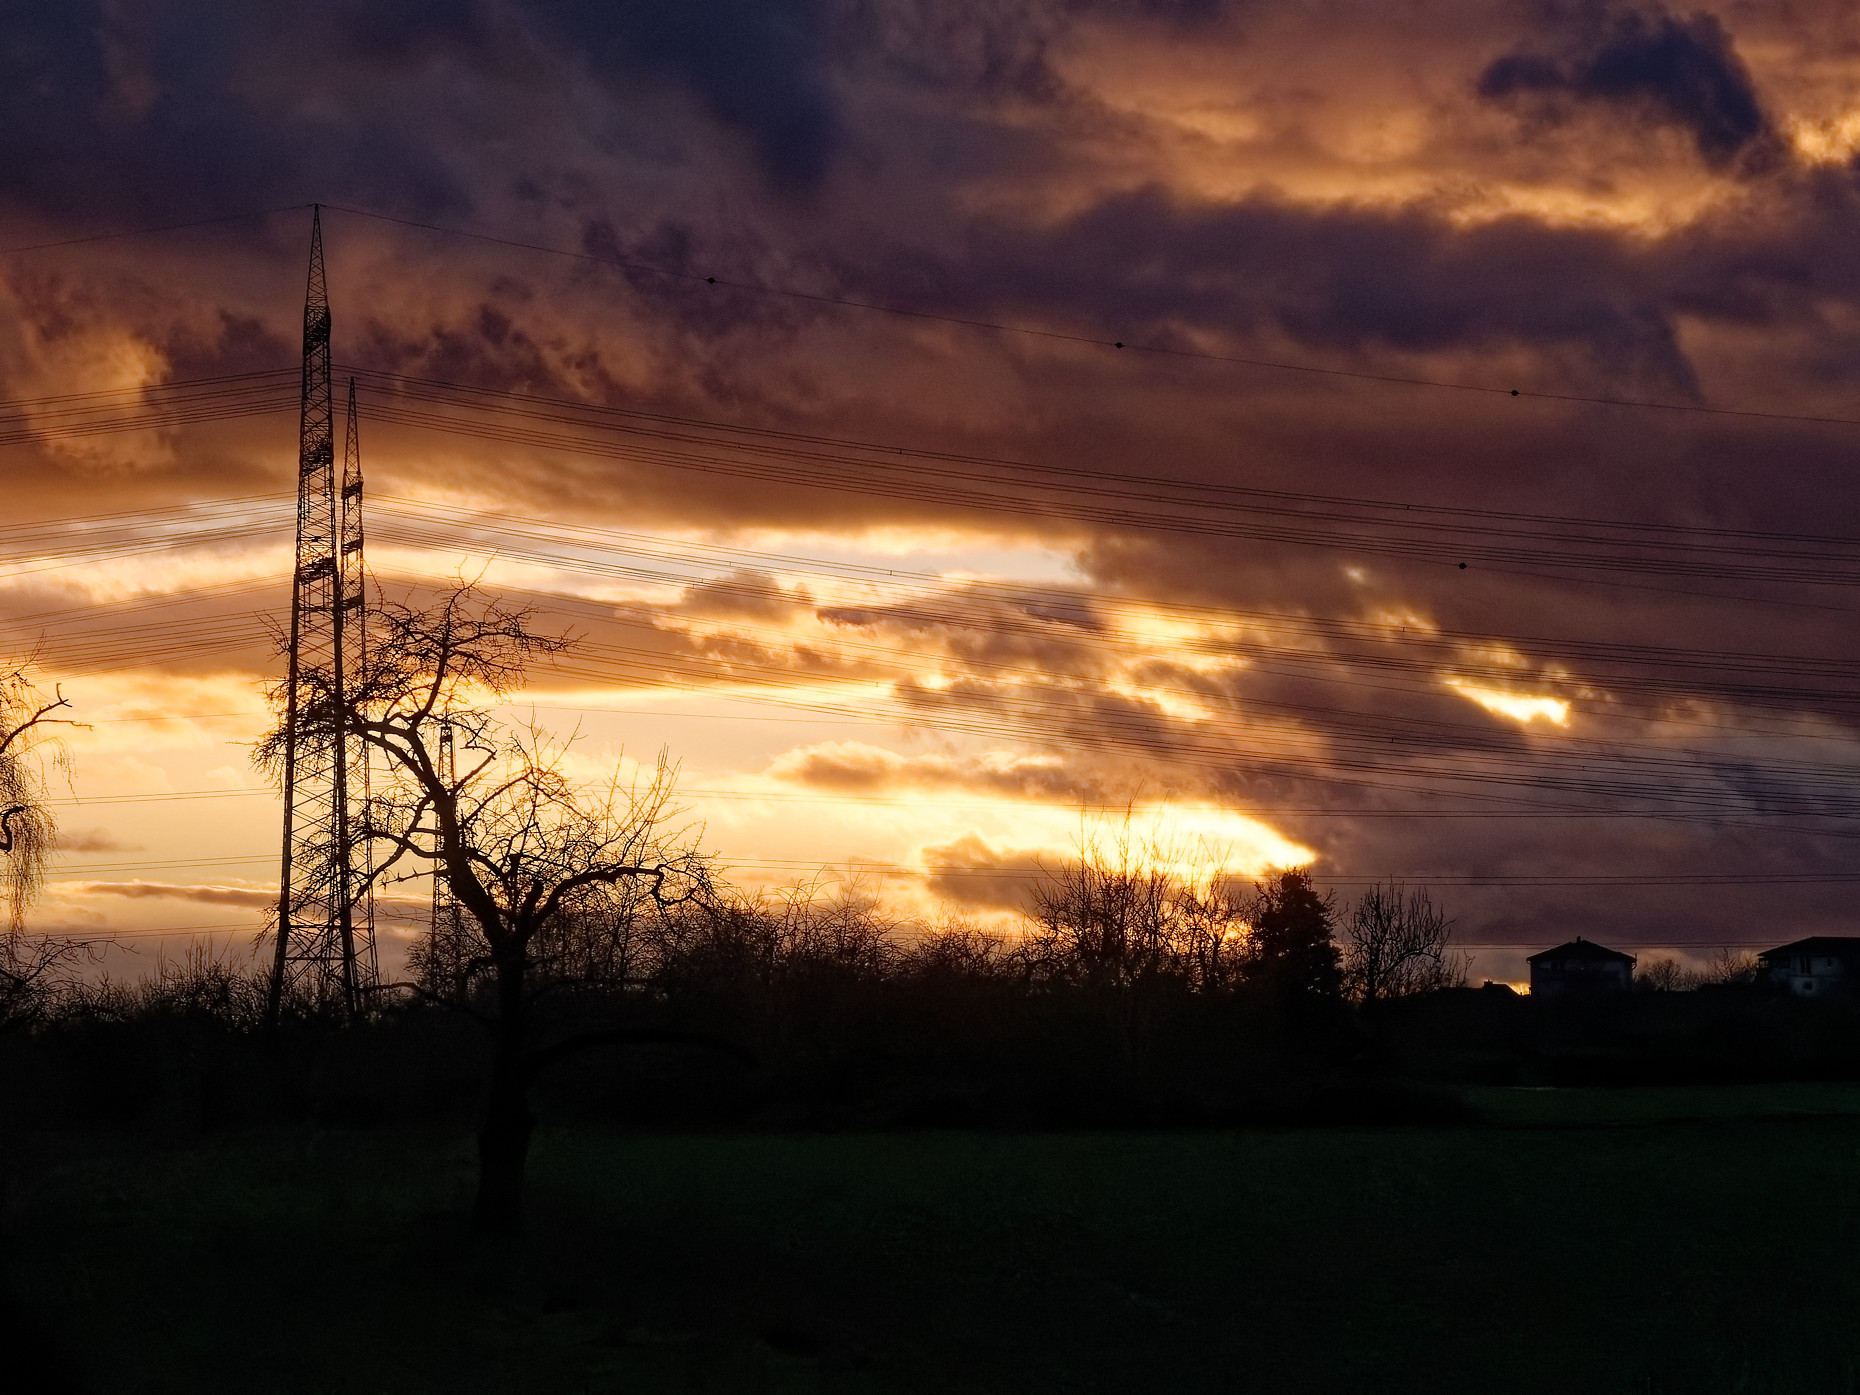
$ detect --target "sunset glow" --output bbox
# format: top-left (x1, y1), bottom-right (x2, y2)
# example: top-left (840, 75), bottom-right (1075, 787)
top-left (1444, 680), bottom-right (1572, 727)
top-left (5, 0), bottom-right (1860, 996)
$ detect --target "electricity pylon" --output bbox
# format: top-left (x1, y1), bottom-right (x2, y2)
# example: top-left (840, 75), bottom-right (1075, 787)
top-left (418, 722), bottom-right (475, 1003)
top-left (270, 207), bottom-right (377, 1021)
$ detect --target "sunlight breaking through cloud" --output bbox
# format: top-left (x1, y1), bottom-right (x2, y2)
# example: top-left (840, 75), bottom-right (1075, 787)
top-left (1445, 679), bottom-right (1570, 727)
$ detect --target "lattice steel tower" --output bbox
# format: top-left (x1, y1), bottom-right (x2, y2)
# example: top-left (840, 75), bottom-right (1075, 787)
top-left (270, 206), bottom-right (378, 1019)
top-left (417, 722), bottom-right (474, 1003)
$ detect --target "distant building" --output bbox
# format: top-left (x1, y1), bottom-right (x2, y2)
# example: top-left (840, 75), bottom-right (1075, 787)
top-left (1526, 938), bottom-right (1635, 999)
top-left (1758, 938), bottom-right (1860, 998)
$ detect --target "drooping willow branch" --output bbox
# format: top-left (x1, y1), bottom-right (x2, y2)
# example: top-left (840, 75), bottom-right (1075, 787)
top-left (0, 679), bottom-right (77, 931)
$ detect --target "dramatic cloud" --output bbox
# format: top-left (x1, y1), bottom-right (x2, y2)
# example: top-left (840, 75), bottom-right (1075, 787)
top-left (530, 0), bottom-right (841, 192)
top-left (1479, 6), bottom-right (1775, 169)
top-left (8, 1), bottom-right (1860, 976)
top-left (766, 740), bottom-right (1096, 801)
top-left (921, 834), bottom-right (1053, 913)
top-left (71, 880), bottom-right (275, 908)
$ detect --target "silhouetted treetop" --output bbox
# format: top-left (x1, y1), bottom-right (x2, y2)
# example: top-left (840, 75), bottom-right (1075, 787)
top-left (1246, 871), bottom-right (1343, 1004)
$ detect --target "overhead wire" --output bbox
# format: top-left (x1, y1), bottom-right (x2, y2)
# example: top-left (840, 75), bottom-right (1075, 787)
top-left (15, 498), bottom-right (1860, 826)
top-left (5, 222), bottom-right (1860, 852)
top-left (364, 517), bottom-right (1860, 801)
top-left (0, 203), bottom-right (311, 256)
top-left (17, 204), bottom-right (1860, 932)
top-left (367, 505), bottom-right (1860, 710)
top-left (13, 559), bottom-right (1860, 824)
top-left (13, 357), bottom-right (1860, 587)
top-left (358, 390), bottom-right (1860, 588)
top-left (353, 369), bottom-right (1860, 552)
top-left (439, 564), bottom-right (1860, 789)
top-left (18, 486), bottom-right (1860, 733)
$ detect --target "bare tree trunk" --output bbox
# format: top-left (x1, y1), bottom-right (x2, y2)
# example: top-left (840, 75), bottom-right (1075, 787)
top-left (473, 951), bottom-right (532, 1235)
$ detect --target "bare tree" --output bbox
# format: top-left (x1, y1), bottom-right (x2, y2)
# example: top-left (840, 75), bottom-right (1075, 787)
top-left (640, 877), bottom-right (903, 1057)
top-left (1342, 883), bottom-right (1465, 1004)
top-left (900, 918), bottom-right (1018, 984)
top-left (260, 585), bottom-right (715, 1233)
top-left (1023, 821), bottom-right (1247, 1068)
top-left (0, 665), bottom-right (83, 1028)
top-left (0, 932), bottom-right (87, 1032)
top-left (1704, 946), bottom-right (1760, 988)
top-left (1635, 956), bottom-right (1705, 993)
top-left (0, 667), bottom-right (74, 930)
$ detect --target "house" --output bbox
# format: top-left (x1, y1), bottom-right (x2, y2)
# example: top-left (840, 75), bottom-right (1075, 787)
top-left (1757, 938), bottom-right (1860, 998)
top-left (1526, 937), bottom-right (1635, 999)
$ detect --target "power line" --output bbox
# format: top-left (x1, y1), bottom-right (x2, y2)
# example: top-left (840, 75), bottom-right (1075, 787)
top-left (0, 368), bottom-right (294, 414)
top-left (19, 542), bottom-right (1860, 831)
top-left (39, 848), bottom-right (1860, 891)
top-left (47, 854), bottom-right (270, 874)
top-left (23, 538), bottom-right (1860, 825)
top-left (19, 368), bottom-right (1860, 562)
top-left (354, 371), bottom-right (1860, 552)
top-left (39, 920), bottom-right (260, 944)
top-left (46, 789), bottom-right (271, 804)
top-left (371, 510), bottom-right (1860, 699)
top-left (26, 488), bottom-right (1860, 722)
top-left (355, 533), bottom-right (1860, 804)
top-left (0, 204), bottom-right (310, 256)
top-left (20, 483), bottom-right (1860, 678)
top-left (12, 359), bottom-right (1860, 599)
top-left (351, 379), bottom-right (1860, 590)
top-left (711, 857), bottom-right (1860, 887)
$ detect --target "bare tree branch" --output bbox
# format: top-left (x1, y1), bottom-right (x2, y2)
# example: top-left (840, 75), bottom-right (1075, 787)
top-left (258, 580), bottom-right (716, 1234)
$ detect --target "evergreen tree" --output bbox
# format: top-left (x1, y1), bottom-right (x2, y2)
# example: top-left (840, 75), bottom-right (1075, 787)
top-left (1247, 871), bottom-right (1343, 1004)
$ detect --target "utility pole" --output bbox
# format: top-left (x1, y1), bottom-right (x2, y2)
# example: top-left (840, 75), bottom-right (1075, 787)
top-left (270, 206), bottom-right (377, 1022)
top-left (421, 722), bottom-right (471, 1002)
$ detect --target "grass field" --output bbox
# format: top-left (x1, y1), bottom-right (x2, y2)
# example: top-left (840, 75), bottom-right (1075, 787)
top-left (6, 1087), bottom-right (1860, 1393)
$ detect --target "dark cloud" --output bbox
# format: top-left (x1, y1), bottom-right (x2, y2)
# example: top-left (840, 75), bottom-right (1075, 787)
top-left (809, 185), bottom-right (1705, 395)
top-left (1478, 6), bottom-right (1776, 169)
top-left (79, 880), bottom-right (273, 908)
top-left (0, 0), bottom-right (838, 227)
top-left (9, 0), bottom-right (1860, 966)
top-left (765, 741), bottom-right (1099, 801)
top-left (838, 0), bottom-right (1230, 101)
top-left (527, 0), bottom-right (839, 192)
top-left (329, 0), bottom-right (492, 65)
top-left (0, 2), bottom-right (472, 222)
top-left (920, 834), bottom-right (1051, 912)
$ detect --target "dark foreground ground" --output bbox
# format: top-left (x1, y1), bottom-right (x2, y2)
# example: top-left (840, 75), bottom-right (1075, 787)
top-left (7, 1085), bottom-right (1860, 1394)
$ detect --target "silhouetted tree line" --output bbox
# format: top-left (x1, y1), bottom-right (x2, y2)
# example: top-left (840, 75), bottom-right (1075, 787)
top-left (397, 860), bottom-right (1366, 1112)
top-left (0, 864), bottom-right (1388, 1131)
top-left (14, 849), bottom-right (1860, 1240)
top-left (8, 588), bottom-right (1856, 1237)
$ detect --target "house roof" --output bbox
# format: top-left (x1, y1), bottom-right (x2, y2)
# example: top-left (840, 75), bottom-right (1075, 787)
top-left (1526, 937), bottom-right (1635, 965)
top-left (1758, 937), bottom-right (1860, 962)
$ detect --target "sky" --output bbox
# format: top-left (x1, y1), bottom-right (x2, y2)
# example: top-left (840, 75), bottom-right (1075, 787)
top-left (7, 0), bottom-right (1860, 984)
